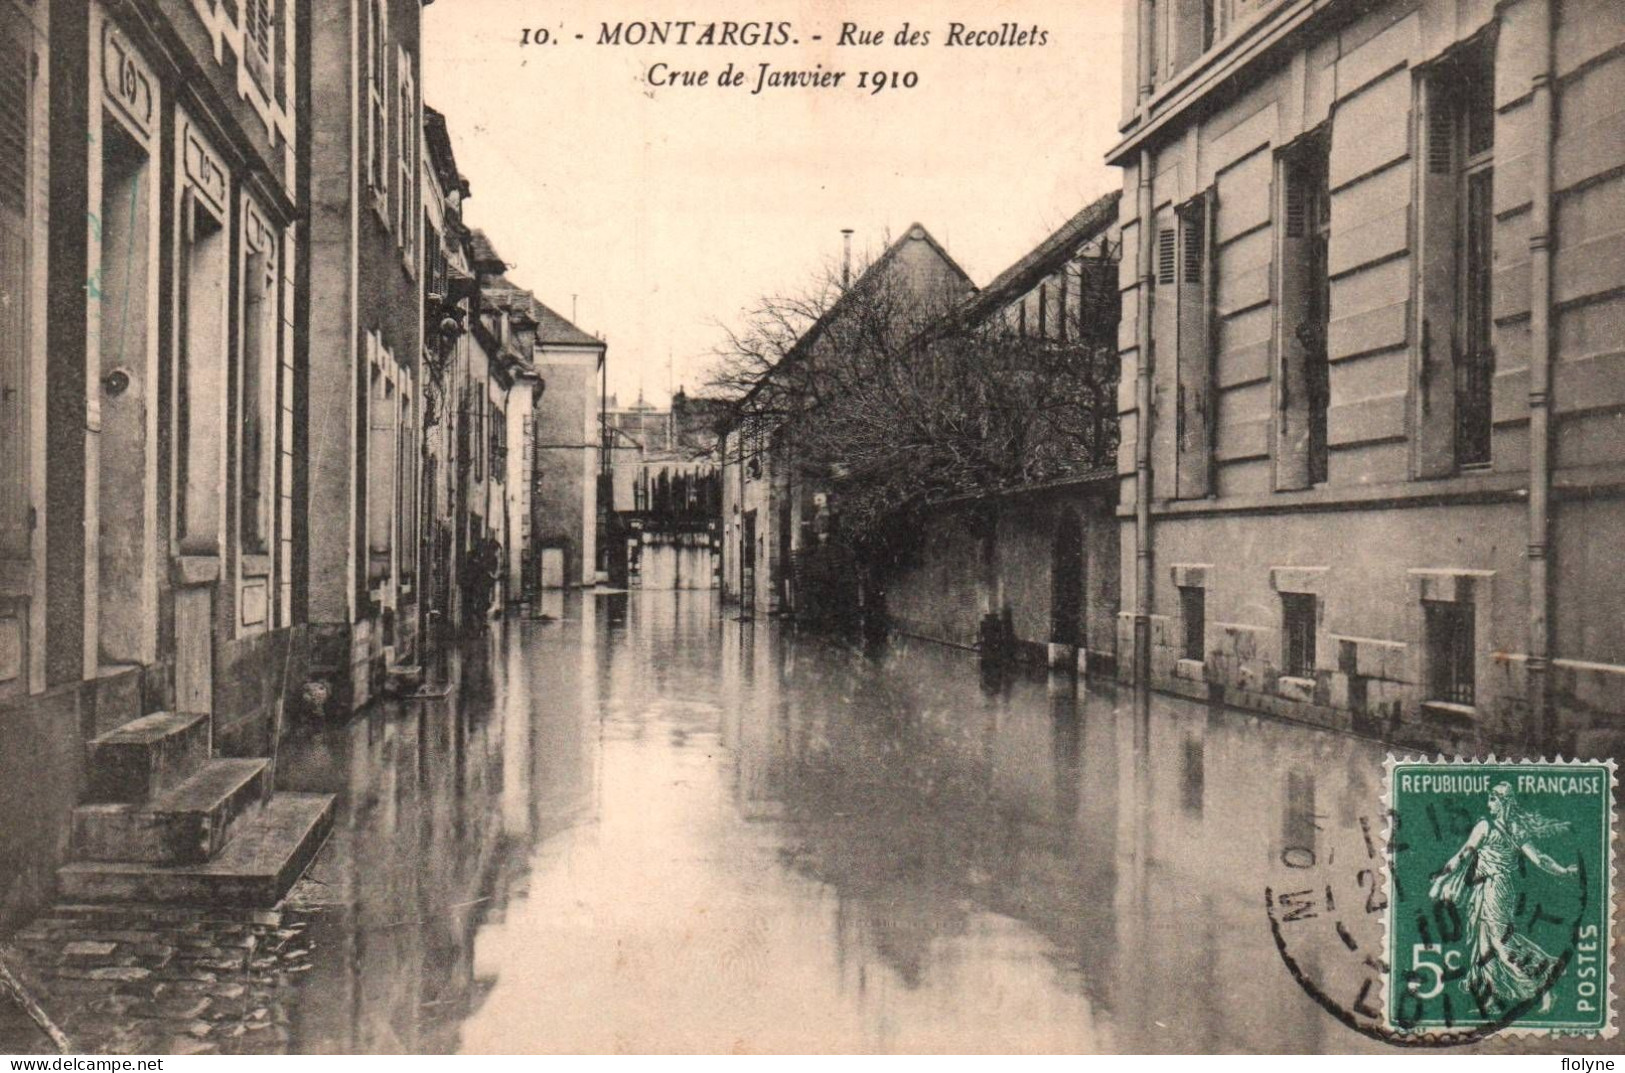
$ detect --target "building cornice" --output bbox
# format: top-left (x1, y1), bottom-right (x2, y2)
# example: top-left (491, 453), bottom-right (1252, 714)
top-left (1107, 0), bottom-right (1332, 166)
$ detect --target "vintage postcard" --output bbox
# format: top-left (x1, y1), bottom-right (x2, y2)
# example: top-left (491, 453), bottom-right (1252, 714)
top-left (1, 0), bottom-right (1624, 1059)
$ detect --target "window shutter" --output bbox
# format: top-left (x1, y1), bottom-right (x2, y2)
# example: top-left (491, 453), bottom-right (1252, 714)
top-left (1175, 193), bottom-right (1214, 498)
top-left (0, 32), bottom-right (27, 564)
top-left (0, 47), bottom-right (25, 216)
top-left (246, 0), bottom-right (273, 60)
top-left (1182, 212), bottom-right (1204, 284)
top-left (1157, 228), bottom-right (1177, 285)
top-left (1284, 171), bottom-right (1307, 238)
top-left (1427, 84), bottom-right (1454, 176)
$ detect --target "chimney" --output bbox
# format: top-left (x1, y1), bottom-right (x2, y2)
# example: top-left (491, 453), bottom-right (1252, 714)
top-left (841, 229), bottom-right (854, 289)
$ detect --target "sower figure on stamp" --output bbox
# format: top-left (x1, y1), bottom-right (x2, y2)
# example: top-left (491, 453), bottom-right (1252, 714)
top-left (1430, 782), bottom-right (1578, 1012)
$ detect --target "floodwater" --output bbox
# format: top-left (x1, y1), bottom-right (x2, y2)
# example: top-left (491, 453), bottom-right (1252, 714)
top-left (269, 591), bottom-right (1580, 1054)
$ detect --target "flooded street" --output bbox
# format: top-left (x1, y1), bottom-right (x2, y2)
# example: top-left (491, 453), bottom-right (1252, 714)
top-left (273, 590), bottom-right (1412, 1054)
top-left (13, 589), bottom-right (1598, 1055)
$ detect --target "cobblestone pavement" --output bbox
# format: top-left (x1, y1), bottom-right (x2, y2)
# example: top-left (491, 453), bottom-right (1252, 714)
top-left (1, 905), bottom-right (317, 1055)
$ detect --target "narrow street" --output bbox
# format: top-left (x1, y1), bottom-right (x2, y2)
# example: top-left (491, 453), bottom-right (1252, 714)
top-left (5, 591), bottom-right (1611, 1053)
top-left (264, 591), bottom-right (1388, 1052)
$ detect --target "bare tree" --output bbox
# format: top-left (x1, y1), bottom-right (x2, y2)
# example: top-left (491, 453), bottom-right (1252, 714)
top-left (709, 249), bottom-right (1119, 566)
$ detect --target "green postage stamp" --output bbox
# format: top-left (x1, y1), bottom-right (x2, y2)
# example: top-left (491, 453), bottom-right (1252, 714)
top-left (1386, 757), bottom-right (1616, 1037)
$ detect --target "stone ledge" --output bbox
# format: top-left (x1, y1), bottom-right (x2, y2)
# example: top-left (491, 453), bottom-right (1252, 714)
top-left (1170, 563), bottom-right (1212, 588)
top-left (1271, 566), bottom-right (1329, 595)
top-left (1277, 675), bottom-right (1317, 703)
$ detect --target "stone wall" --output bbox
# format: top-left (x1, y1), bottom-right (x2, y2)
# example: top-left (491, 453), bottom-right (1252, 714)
top-left (884, 487), bottom-right (1119, 669)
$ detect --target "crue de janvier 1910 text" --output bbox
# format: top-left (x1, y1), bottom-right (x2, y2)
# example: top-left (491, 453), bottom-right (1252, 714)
top-left (516, 20), bottom-right (1051, 96)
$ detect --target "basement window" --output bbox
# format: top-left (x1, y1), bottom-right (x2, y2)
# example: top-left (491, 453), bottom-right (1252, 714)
top-left (1180, 585), bottom-right (1205, 662)
top-left (1281, 592), bottom-right (1317, 678)
top-left (1424, 599), bottom-right (1475, 707)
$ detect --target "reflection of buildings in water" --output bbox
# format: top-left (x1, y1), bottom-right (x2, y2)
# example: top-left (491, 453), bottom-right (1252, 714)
top-left (726, 619), bottom-right (1393, 1053)
top-left (277, 642), bottom-right (527, 1054)
top-left (271, 595), bottom-right (1407, 1053)
top-left (1110, 692), bottom-right (1391, 1053)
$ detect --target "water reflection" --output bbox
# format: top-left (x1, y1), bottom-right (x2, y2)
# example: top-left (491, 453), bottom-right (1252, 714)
top-left (271, 592), bottom-right (1557, 1053)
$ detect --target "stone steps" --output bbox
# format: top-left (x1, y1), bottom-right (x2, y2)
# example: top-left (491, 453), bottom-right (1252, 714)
top-left (60, 710), bottom-right (335, 906)
top-left (70, 758), bottom-right (271, 865)
top-left (58, 794), bottom-right (334, 906)
top-left (83, 712), bottom-right (209, 804)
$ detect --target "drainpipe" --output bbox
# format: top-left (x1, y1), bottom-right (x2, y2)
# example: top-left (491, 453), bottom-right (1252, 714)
top-left (1527, 0), bottom-right (1556, 746)
top-left (1134, 147), bottom-right (1155, 687)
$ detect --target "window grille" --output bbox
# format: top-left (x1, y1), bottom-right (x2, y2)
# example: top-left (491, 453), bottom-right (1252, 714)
top-left (1282, 592), bottom-right (1317, 678)
top-left (1425, 600), bottom-right (1475, 706)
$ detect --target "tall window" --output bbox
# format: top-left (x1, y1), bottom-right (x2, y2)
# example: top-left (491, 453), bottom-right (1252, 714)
top-left (1276, 131), bottom-right (1331, 490)
top-left (177, 192), bottom-right (228, 553)
top-left (1281, 592), bottom-right (1317, 678)
top-left (397, 386), bottom-right (416, 590)
top-left (1417, 36), bottom-right (1496, 474)
top-left (490, 404), bottom-right (508, 480)
top-left (366, 336), bottom-right (397, 588)
top-left (1146, 0), bottom-right (1159, 84)
top-left (240, 210), bottom-right (277, 555)
top-left (1452, 44), bottom-right (1496, 467)
top-left (396, 46), bottom-right (416, 258)
top-left (366, 0), bottom-right (389, 208)
top-left (0, 31), bottom-right (27, 570)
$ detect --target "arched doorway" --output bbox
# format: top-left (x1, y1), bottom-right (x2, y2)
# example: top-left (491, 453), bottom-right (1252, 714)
top-left (1051, 509), bottom-right (1084, 648)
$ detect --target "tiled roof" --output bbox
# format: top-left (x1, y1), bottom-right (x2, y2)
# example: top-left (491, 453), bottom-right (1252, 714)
top-left (467, 228), bottom-right (506, 272)
top-left (957, 190), bottom-right (1121, 323)
top-left (531, 298), bottom-right (602, 348)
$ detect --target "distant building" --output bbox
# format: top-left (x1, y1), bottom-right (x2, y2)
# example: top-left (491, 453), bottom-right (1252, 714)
top-left (601, 391), bottom-right (723, 589)
top-left (421, 104), bottom-right (477, 639)
top-left (719, 224), bottom-right (975, 616)
top-left (527, 299), bottom-right (606, 589)
top-left (1109, 0), bottom-right (1625, 750)
top-left (479, 278), bottom-right (548, 608)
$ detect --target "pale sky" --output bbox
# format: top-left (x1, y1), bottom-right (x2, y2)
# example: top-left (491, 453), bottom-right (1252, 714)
top-left (423, 0), bottom-right (1125, 404)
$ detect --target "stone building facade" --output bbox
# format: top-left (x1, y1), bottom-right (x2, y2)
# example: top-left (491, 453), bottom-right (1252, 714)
top-left (528, 307), bottom-right (606, 590)
top-left (0, 0), bottom-right (339, 926)
top-left (0, 0), bottom-right (602, 931)
top-left (300, 0), bottom-right (426, 713)
top-left (1110, 0), bottom-right (1625, 750)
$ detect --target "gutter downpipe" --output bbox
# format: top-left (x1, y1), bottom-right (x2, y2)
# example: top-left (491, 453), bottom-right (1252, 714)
top-left (1527, 0), bottom-right (1555, 747)
top-left (1135, 146), bottom-right (1155, 688)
